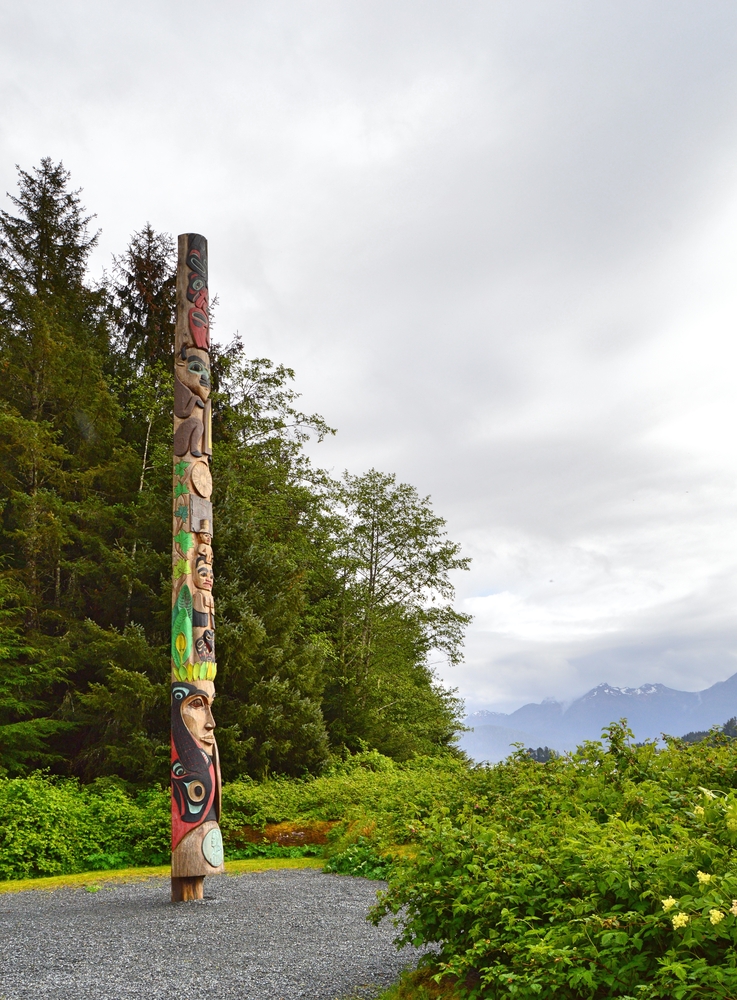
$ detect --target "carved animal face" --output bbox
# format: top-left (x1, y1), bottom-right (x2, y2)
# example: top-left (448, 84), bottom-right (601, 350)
top-left (195, 629), bottom-right (215, 660)
top-left (176, 348), bottom-right (211, 401)
top-left (187, 235), bottom-right (207, 278)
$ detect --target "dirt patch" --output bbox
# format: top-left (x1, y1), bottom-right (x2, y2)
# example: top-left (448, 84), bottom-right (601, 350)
top-left (233, 820), bottom-right (336, 846)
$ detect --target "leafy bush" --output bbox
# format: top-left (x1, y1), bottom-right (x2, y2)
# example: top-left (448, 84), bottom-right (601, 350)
top-left (0, 774), bottom-right (169, 879)
top-left (227, 843), bottom-right (324, 860)
top-left (324, 838), bottom-right (392, 880)
top-left (372, 723), bottom-right (737, 999)
top-left (376, 967), bottom-right (462, 1000)
top-left (0, 751), bottom-right (467, 880)
top-left (221, 751), bottom-right (471, 852)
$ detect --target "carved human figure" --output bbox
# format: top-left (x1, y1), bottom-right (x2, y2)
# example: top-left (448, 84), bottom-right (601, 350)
top-left (192, 552), bottom-right (215, 665)
top-left (192, 557), bottom-right (215, 637)
top-left (195, 520), bottom-right (213, 566)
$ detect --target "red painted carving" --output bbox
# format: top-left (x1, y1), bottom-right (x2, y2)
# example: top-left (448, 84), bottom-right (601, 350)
top-left (188, 306), bottom-right (210, 349)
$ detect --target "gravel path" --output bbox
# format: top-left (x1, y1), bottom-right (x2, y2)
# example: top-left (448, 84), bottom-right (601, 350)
top-left (0, 868), bottom-right (420, 1000)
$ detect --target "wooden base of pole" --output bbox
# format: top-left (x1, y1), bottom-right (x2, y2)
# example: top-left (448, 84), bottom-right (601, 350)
top-left (171, 876), bottom-right (205, 902)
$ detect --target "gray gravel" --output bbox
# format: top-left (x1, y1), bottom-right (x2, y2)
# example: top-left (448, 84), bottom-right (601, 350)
top-left (0, 868), bottom-right (420, 1000)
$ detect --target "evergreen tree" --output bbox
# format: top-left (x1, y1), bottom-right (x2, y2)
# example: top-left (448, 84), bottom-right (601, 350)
top-left (208, 347), bottom-right (337, 778)
top-left (323, 470), bottom-right (470, 758)
top-left (111, 224), bottom-right (176, 368)
top-left (0, 160), bottom-right (127, 771)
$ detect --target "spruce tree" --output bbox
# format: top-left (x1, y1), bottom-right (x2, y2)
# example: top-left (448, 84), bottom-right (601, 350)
top-left (111, 224), bottom-right (176, 368)
top-left (0, 160), bottom-right (122, 772)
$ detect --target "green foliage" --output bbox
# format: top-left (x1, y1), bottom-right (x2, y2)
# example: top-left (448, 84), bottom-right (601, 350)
top-left (375, 967), bottom-right (462, 1000)
top-left (323, 837), bottom-right (392, 879)
top-left (110, 223), bottom-right (175, 367)
top-left (0, 158), bottom-right (471, 780)
top-left (372, 722), bottom-right (737, 999)
top-left (0, 575), bottom-right (73, 774)
top-left (0, 773), bottom-right (169, 879)
top-left (323, 469), bottom-right (469, 759)
top-left (220, 750), bottom-right (472, 849)
top-left (0, 751), bottom-right (465, 880)
top-left (680, 717), bottom-right (737, 744)
top-left (227, 842), bottom-right (323, 860)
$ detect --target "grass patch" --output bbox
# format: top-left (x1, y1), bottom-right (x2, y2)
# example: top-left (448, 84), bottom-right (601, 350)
top-left (0, 856), bottom-right (324, 894)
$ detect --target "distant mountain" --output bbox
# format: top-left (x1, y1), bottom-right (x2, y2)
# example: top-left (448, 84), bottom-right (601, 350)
top-left (459, 672), bottom-right (737, 763)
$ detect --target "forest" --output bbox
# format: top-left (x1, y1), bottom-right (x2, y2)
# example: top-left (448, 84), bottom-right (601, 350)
top-left (0, 158), bottom-right (471, 786)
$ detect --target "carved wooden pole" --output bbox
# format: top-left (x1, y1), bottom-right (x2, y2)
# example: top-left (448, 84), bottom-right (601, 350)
top-left (170, 233), bottom-right (224, 902)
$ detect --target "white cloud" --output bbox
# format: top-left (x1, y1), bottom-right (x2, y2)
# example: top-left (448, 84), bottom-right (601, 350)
top-left (2, 0), bottom-right (737, 711)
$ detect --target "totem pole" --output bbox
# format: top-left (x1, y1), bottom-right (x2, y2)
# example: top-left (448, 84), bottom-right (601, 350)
top-left (170, 233), bottom-right (224, 902)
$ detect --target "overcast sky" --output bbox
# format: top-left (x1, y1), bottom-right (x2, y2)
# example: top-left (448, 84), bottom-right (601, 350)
top-left (3, 1), bottom-right (737, 712)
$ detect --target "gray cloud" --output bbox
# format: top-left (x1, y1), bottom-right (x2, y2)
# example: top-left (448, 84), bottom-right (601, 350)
top-left (3, 0), bottom-right (737, 711)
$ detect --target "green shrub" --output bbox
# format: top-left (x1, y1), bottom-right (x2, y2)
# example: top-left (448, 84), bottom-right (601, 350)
top-left (371, 723), bottom-right (737, 999)
top-left (221, 751), bottom-right (471, 851)
top-left (0, 774), bottom-right (170, 879)
top-left (0, 750), bottom-right (468, 880)
top-left (227, 843), bottom-right (324, 860)
top-left (324, 838), bottom-right (392, 880)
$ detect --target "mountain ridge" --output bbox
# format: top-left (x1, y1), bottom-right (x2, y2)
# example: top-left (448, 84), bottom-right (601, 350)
top-left (460, 671), bottom-right (737, 763)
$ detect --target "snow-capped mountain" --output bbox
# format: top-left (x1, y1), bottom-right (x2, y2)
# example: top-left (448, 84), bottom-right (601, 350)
top-left (459, 672), bottom-right (737, 763)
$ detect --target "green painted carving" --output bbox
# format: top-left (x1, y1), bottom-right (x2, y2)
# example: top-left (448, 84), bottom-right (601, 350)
top-left (176, 583), bottom-right (192, 614)
top-left (174, 529), bottom-right (194, 554)
top-left (171, 584), bottom-right (193, 672)
top-left (174, 504), bottom-right (189, 521)
top-left (174, 482), bottom-right (189, 500)
top-left (173, 558), bottom-right (188, 579)
top-left (174, 460), bottom-right (190, 477)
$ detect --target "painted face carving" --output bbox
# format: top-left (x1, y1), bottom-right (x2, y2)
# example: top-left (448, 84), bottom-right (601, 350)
top-left (196, 561), bottom-right (213, 591)
top-left (175, 347), bottom-right (211, 402)
top-left (181, 690), bottom-right (216, 749)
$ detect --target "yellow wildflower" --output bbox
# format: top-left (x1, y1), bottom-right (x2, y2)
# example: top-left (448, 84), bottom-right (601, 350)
top-left (710, 909), bottom-right (724, 925)
top-left (697, 871), bottom-right (712, 884)
top-left (725, 804), bottom-right (737, 833)
top-left (661, 897), bottom-right (677, 912)
top-left (672, 913), bottom-right (689, 929)
top-left (731, 900), bottom-right (737, 917)
top-left (693, 805), bottom-right (705, 818)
